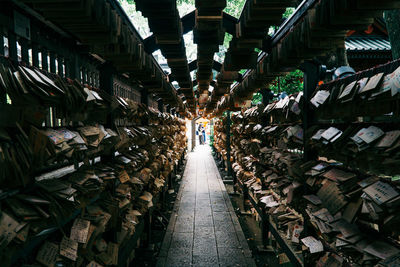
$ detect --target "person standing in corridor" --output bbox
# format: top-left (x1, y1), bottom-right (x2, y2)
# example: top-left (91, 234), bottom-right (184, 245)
top-left (198, 123), bottom-right (204, 145)
top-left (202, 123), bottom-right (206, 144)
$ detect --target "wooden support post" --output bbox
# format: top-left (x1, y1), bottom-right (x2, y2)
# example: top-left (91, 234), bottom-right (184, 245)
top-left (144, 212), bottom-right (152, 248)
top-left (41, 48), bottom-right (48, 72)
top-left (99, 62), bottom-right (114, 128)
top-left (0, 35), bottom-right (5, 104)
top-left (168, 172), bottom-right (173, 191)
top-left (7, 31), bottom-right (18, 62)
top-left (191, 119), bottom-right (196, 151)
top-left (99, 62), bottom-right (114, 95)
top-left (0, 35), bottom-right (4, 56)
top-left (19, 38), bottom-right (29, 65)
top-left (141, 88), bottom-right (148, 106)
top-left (49, 51), bottom-right (56, 73)
top-left (31, 43), bottom-right (39, 67)
top-left (68, 52), bottom-right (80, 80)
top-left (225, 111), bottom-right (233, 179)
top-left (157, 99), bottom-right (163, 112)
top-left (300, 60), bottom-right (321, 161)
top-left (57, 56), bottom-right (64, 77)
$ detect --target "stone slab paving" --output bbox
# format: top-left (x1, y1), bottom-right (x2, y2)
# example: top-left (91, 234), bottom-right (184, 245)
top-left (157, 145), bottom-right (256, 267)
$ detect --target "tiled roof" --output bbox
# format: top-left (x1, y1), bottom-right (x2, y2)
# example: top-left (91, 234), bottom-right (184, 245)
top-left (345, 36), bottom-right (391, 51)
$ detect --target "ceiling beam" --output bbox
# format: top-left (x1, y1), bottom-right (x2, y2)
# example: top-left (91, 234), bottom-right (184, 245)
top-left (143, 10), bottom-right (237, 54)
top-left (188, 59), bottom-right (222, 72)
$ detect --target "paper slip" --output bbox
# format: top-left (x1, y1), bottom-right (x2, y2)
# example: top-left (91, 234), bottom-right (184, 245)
top-left (260, 195), bottom-right (274, 204)
top-left (310, 90), bottom-right (330, 107)
top-left (36, 241), bottom-right (59, 267)
top-left (275, 96), bottom-right (290, 109)
top-left (321, 127), bottom-right (342, 141)
top-left (301, 236), bottom-right (324, 253)
top-left (338, 80), bottom-right (357, 99)
top-left (312, 162), bottom-right (329, 171)
top-left (363, 181), bottom-right (399, 205)
top-left (363, 240), bottom-right (400, 260)
top-left (358, 176), bottom-right (379, 188)
top-left (390, 66), bottom-right (400, 96)
top-left (43, 129), bottom-right (65, 145)
top-left (312, 208), bottom-right (334, 222)
top-left (291, 224), bottom-right (303, 243)
top-left (0, 212), bottom-right (20, 247)
top-left (295, 91), bottom-right (303, 103)
top-left (358, 126), bottom-right (384, 144)
top-left (311, 129), bottom-right (325, 140)
top-left (60, 236), bottom-right (78, 261)
top-left (303, 195), bottom-right (322, 205)
top-left (375, 74), bottom-right (393, 97)
top-left (376, 130), bottom-right (400, 148)
top-left (266, 201), bottom-right (280, 208)
top-left (16, 224), bottom-right (29, 242)
top-left (290, 101), bottom-right (301, 115)
top-left (356, 77), bottom-right (369, 93)
top-left (359, 72), bottom-right (384, 93)
top-left (70, 218), bottom-right (90, 243)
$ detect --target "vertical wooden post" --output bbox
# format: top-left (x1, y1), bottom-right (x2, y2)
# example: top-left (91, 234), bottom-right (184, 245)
top-left (19, 38), bottom-right (29, 64)
top-left (141, 87), bottom-right (148, 106)
top-left (191, 119), bottom-right (196, 151)
top-left (157, 99), bottom-right (163, 112)
top-left (49, 51), bottom-right (56, 73)
top-left (0, 35), bottom-right (4, 56)
top-left (99, 62), bottom-right (114, 128)
top-left (225, 110), bottom-right (232, 177)
top-left (32, 43), bottom-right (39, 67)
top-left (99, 62), bottom-right (114, 95)
top-left (7, 31), bottom-right (18, 62)
top-left (57, 56), bottom-right (64, 77)
top-left (68, 52), bottom-right (80, 80)
top-left (41, 48), bottom-right (48, 71)
top-left (0, 35), bottom-right (5, 104)
top-left (300, 60), bottom-right (320, 161)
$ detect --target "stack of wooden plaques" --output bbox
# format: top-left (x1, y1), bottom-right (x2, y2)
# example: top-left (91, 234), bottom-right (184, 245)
top-left (210, 0), bottom-right (400, 116)
top-left (0, 60), bottom-right (187, 266)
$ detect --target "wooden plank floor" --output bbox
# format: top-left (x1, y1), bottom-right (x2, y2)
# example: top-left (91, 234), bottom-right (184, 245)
top-left (157, 145), bottom-right (256, 267)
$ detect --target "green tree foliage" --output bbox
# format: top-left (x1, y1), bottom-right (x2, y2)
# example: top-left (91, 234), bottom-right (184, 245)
top-left (223, 0), bottom-right (247, 18)
top-left (252, 92), bottom-right (263, 105)
top-left (118, 0), bottom-right (151, 38)
top-left (269, 70), bottom-right (304, 95)
top-left (176, 0), bottom-right (194, 5)
top-left (282, 7), bottom-right (295, 19)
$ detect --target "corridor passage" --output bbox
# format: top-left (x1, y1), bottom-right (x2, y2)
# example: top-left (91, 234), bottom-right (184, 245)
top-left (157, 145), bottom-right (256, 267)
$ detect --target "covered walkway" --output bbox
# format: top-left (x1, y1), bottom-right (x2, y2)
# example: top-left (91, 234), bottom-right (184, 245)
top-left (157, 145), bottom-right (256, 267)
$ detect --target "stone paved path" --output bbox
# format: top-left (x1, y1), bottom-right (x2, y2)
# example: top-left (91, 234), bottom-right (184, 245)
top-left (156, 145), bottom-right (256, 267)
